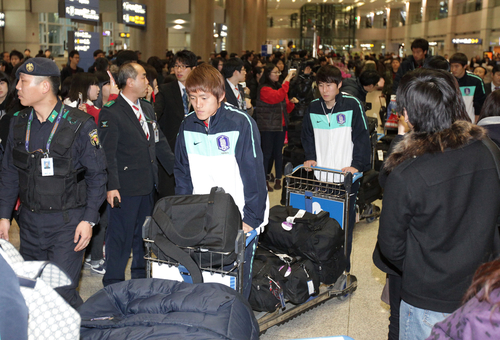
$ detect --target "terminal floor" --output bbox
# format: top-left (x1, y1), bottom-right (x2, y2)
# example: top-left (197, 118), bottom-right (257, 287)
top-left (8, 91), bottom-right (390, 340)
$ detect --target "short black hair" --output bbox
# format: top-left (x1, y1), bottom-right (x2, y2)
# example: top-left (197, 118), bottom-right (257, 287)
top-left (94, 57), bottom-right (109, 73)
top-left (10, 50), bottom-right (23, 60)
top-left (396, 68), bottom-right (470, 133)
top-left (424, 56), bottom-right (450, 71)
top-left (93, 49), bottom-right (104, 57)
top-left (173, 50), bottom-right (197, 68)
top-left (229, 53), bottom-right (238, 58)
top-left (316, 65), bottom-right (343, 85)
top-left (411, 38), bottom-right (429, 52)
top-left (491, 64), bottom-right (500, 76)
top-left (449, 53), bottom-right (468, 67)
top-left (221, 57), bottom-right (244, 79)
top-left (359, 70), bottom-right (380, 87)
top-left (474, 66), bottom-right (487, 75)
top-left (288, 41), bottom-right (293, 47)
top-left (115, 50), bottom-right (138, 67)
top-left (220, 51), bottom-right (228, 59)
top-left (24, 49), bottom-right (30, 53)
top-left (68, 50), bottom-right (79, 59)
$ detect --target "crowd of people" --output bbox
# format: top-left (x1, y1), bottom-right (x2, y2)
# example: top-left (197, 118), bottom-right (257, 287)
top-left (0, 38), bottom-right (500, 340)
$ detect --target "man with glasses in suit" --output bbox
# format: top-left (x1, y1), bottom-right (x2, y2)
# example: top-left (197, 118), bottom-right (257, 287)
top-left (154, 50), bottom-right (197, 198)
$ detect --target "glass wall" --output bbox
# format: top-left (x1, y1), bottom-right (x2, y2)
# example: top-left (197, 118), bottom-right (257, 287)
top-left (39, 13), bottom-right (81, 57)
top-left (300, 4), bottom-right (356, 53)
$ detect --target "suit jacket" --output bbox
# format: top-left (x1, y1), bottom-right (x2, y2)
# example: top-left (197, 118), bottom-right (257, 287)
top-left (485, 82), bottom-right (492, 96)
top-left (98, 94), bottom-right (174, 196)
top-left (224, 79), bottom-right (246, 110)
top-left (155, 81), bottom-right (191, 151)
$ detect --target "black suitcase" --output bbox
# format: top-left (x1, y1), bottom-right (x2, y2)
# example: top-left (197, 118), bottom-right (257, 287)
top-left (357, 169), bottom-right (383, 207)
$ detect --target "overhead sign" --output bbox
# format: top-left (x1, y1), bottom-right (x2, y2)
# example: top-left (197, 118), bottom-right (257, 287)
top-left (67, 31), bottom-right (100, 71)
top-left (452, 38), bottom-right (482, 45)
top-left (119, 1), bottom-right (147, 28)
top-left (0, 12), bottom-right (5, 27)
top-left (261, 44), bottom-right (273, 57)
top-left (58, 0), bottom-right (99, 23)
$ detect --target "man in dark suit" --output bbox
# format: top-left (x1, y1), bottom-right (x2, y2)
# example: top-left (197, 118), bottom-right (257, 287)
top-left (485, 65), bottom-right (500, 96)
top-left (221, 57), bottom-right (253, 115)
top-left (154, 50), bottom-right (197, 198)
top-left (98, 62), bottom-right (175, 286)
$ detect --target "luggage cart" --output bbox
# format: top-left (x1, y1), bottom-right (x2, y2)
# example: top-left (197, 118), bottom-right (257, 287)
top-left (257, 165), bottom-right (361, 333)
top-left (143, 217), bottom-right (256, 294)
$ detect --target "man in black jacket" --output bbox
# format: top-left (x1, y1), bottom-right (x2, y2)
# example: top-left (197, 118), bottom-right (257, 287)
top-left (341, 69), bottom-right (381, 108)
top-left (378, 68), bottom-right (500, 340)
top-left (391, 38), bottom-right (429, 93)
top-left (222, 57), bottom-right (252, 115)
top-left (154, 50), bottom-right (196, 197)
top-left (98, 62), bottom-right (175, 286)
top-left (450, 52), bottom-right (486, 123)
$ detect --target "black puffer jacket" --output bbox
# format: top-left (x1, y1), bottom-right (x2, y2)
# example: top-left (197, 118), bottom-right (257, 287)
top-left (79, 279), bottom-right (260, 340)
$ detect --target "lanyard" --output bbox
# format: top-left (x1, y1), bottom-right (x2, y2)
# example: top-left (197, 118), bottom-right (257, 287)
top-left (25, 105), bottom-right (65, 155)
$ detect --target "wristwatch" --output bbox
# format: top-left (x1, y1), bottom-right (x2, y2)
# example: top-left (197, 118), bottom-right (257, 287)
top-left (84, 221), bottom-right (96, 227)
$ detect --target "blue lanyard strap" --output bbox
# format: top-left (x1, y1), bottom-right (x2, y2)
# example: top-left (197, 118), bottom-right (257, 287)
top-left (25, 105), bottom-right (65, 155)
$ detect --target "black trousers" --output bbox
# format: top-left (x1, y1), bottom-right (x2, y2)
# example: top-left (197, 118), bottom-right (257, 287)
top-left (86, 202), bottom-right (107, 262)
top-left (388, 273), bottom-right (402, 340)
top-left (261, 130), bottom-right (287, 179)
top-left (103, 192), bottom-right (154, 287)
top-left (19, 207), bottom-right (85, 308)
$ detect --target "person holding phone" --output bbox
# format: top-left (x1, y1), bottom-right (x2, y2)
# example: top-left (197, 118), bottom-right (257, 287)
top-left (254, 63), bottom-right (298, 191)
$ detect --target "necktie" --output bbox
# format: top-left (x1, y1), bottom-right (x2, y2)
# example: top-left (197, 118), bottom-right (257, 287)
top-left (235, 85), bottom-right (242, 109)
top-left (182, 88), bottom-right (189, 115)
top-left (132, 104), bottom-right (149, 139)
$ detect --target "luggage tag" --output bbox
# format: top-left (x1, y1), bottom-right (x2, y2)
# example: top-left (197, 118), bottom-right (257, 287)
top-left (41, 156), bottom-right (54, 176)
top-left (282, 209), bottom-right (306, 231)
top-left (153, 122), bottom-right (159, 143)
top-left (301, 263), bottom-right (315, 295)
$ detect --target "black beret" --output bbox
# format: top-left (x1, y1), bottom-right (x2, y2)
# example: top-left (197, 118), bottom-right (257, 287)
top-left (16, 58), bottom-right (60, 78)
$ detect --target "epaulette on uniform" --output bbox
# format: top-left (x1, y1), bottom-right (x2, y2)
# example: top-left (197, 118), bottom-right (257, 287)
top-left (104, 100), bottom-right (116, 107)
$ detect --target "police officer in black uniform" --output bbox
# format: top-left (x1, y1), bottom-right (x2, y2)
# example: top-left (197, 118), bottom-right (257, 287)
top-left (98, 62), bottom-right (175, 287)
top-left (0, 58), bottom-right (107, 308)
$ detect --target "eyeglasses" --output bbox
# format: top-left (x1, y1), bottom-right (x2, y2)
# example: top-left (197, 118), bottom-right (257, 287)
top-left (271, 71), bottom-right (282, 75)
top-left (174, 64), bottom-right (190, 70)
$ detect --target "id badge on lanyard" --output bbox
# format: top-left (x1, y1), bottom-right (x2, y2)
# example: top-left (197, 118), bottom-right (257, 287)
top-left (153, 122), bottom-right (159, 143)
top-left (41, 155), bottom-right (54, 176)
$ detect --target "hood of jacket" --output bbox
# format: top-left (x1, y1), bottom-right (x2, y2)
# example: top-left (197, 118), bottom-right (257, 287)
top-left (384, 120), bottom-right (487, 172)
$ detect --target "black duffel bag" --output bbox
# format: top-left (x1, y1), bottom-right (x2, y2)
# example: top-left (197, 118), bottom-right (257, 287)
top-left (148, 187), bottom-right (241, 284)
top-left (249, 248), bottom-right (320, 311)
top-left (259, 205), bottom-right (345, 284)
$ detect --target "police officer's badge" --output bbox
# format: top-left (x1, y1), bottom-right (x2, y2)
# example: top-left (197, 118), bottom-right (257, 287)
top-left (337, 113), bottom-right (346, 125)
top-left (26, 63), bottom-right (34, 73)
top-left (89, 129), bottom-right (99, 147)
top-left (217, 135), bottom-right (230, 152)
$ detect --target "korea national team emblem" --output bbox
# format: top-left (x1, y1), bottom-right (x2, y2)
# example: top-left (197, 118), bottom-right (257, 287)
top-left (337, 113), bottom-right (346, 125)
top-left (217, 135), bottom-right (230, 152)
top-left (464, 88), bottom-right (471, 95)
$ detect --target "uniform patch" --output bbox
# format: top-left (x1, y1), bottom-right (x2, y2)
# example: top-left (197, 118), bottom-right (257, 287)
top-left (89, 129), bottom-right (99, 147)
top-left (101, 121), bottom-right (109, 128)
top-left (217, 135), bottom-right (230, 152)
top-left (104, 100), bottom-right (115, 107)
top-left (26, 63), bottom-right (34, 73)
top-left (336, 113), bottom-right (346, 125)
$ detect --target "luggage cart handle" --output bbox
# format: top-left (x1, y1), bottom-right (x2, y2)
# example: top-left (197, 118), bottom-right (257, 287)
top-left (291, 164), bottom-right (363, 183)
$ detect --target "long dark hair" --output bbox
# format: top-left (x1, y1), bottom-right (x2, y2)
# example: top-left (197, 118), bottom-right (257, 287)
top-left (463, 258), bottom-right (500, 310)
top-left (260, 63), bottom-right (281, 90)
top-left (478, 91), bottom-right (500, 121)
top-left (68, 73), bottom-right (99, 103)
